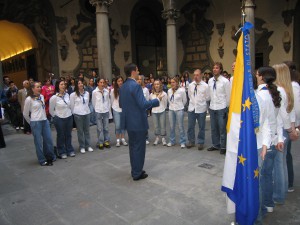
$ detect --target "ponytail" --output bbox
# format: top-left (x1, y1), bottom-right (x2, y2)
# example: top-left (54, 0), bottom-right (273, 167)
top-left (257, 67), bottom-right (281, 108)
top-left (267, 82), bottom-right (281, 108)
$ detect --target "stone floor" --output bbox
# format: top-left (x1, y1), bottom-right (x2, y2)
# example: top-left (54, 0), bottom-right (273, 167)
top-left (0, 116), bottom-right (299, 225)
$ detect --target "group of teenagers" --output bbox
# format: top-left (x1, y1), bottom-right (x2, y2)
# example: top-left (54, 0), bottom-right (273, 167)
top-left (251, 61), bottom-right (300, 221)
top-left (11, 60), bottom-right (300, 200)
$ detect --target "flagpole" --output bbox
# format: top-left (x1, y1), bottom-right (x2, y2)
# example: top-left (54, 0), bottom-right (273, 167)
top-left (244, 0), bottom-right (256, 73)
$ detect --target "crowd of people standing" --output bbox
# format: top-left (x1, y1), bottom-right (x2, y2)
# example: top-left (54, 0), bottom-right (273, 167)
top-left (0, 61), bottom-right (299, 219)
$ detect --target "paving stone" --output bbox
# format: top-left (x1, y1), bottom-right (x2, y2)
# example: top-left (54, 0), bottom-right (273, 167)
top-left (132, 209), bottom-right (194, 225)
top-left (0, 117), bottom-right (299, 225)
top-left (0, 190), bottom-right (57, 225)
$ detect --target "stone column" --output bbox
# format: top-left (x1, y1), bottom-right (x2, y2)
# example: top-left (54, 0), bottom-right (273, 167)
top-left (244, 0), bottom-right (256, 72)
top-left (162, 8), bottom-right (179, 77)
top-left (90, 0), bottom-right (113, 81)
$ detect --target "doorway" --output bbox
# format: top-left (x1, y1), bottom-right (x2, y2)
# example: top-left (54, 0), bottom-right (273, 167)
top-left (131, 0), bottom-right (166, 77)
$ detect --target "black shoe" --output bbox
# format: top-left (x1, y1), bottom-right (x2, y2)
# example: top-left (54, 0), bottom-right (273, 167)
top-left (133, 173), bottom-right (148, 181)
top-left (207, 146), bottom-right (219, 151)
top-left (220, 149), bottom-right (226, 155)
top-left (47, 159), bottom-right (53, 166)
top-left (41, 160), bottom-right (53, 166)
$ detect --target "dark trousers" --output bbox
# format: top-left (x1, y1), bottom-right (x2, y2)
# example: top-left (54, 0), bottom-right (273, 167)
top-left (8, 103), bottom-right (23, 127)
top-left (127, 130), bottom-right (147, 179)
top-left (0, 124), bottom-right (6, 148)
top-left (209, 108), bottom-right (228, 149)
top-left (23, 116), bottom-right (31, 133)
top-left (53, 116), bottom-right (74, 156)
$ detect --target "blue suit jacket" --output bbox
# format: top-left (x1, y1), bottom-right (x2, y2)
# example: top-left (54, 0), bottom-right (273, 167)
top-left (119, 78), bottom-right (159, 131)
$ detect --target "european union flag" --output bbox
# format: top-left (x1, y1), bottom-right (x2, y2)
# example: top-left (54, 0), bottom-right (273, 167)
top-left (221, 22), bottom-right (260, 225)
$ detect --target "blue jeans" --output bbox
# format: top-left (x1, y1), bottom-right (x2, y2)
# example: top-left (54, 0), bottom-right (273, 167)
top-left (187, 110), bottom-right (206, 144)
top-left (152, 111), bottom-right (166, 136)
top-left (88, 102), bottom-right (96, 125)
top-left (96, 112), bottom-right (110, 145)
top-left (286, 139), bottom-right (293, 188)
top-left (256, 148), bottom-right (264, 225)
top-left (30, 120), bottom-right (56, 165)
top-left (209, 108), bottom-right (227, 149)
top-left (74, 114), bottom-right (91, 148)
top-left (113, 109), bottom-right (125, 135)
top-left (273, 129), bottom-right (289, 203)
top-left (53, 116), bottom-right (74, 156)
top-left (168, 109), bottom-right (186, 145)
top-left (261, 145), bottom-right (277, 208)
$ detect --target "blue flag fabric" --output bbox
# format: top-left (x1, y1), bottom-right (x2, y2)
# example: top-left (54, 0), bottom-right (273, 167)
top-left (221, 22), bottom-right (260, 225)
top-left (234, 22), bottom-right (259, 225)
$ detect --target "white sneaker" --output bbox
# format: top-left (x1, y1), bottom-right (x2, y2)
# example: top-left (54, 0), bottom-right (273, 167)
top-left (288, 187), bottom-right (294, 192)
top-left (87, 147), bottom-right (94, 152)
top-left (116, 139), bottom-right (120, 147)
top-left (146, 140), bottom-right (150, 145)
top-left (167, 142), bottom-right (173, 147)
top-left (162, 137), bottom-right (167, 146)
top-left (265, 206), bottom-right (273, 213)
top-left (181, 144), bottom-right (186, 149)
top-left (80, 148), bottom-right (86, 154)
top-left (61, 154), bottom-right (67, 159)
top-left (121, 138), bottom-right (128, 146)
top-left (153, 137), bottom-right (159, 145)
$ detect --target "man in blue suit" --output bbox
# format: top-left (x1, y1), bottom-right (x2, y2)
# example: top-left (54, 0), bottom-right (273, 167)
top-left (119, 63), bottom-right (161, 181)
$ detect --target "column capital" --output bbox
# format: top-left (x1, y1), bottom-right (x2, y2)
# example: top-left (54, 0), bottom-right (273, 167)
top-left (162, 8), bottom-right (180, 21)
top-left (89, 0), bottom-right (113, 8)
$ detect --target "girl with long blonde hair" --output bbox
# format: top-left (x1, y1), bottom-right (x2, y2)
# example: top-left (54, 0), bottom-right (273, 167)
top-left (150, 79), bottom-right (168, 146)
top-left (272, 63), bottom-right (298, 204)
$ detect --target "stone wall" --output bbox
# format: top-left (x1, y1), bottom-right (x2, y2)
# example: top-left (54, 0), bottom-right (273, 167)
top-left (50, 0), bottom-right (296, 77)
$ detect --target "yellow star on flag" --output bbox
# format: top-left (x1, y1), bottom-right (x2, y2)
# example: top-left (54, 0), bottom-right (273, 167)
top-left (254, 168), bottom-right (259, 178)
top-left (242, 97), bottom-right (252, 111)
top-left (238, 154), bottom-right (247, 166)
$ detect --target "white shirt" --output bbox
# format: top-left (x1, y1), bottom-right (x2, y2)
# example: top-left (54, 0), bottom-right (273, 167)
top-left (92, 87), bottom-right (110, 113)
top-left (256, 84), bottom-right (281, 146)
top-left (188, 81), bottom-right (210, 113)
top-left (110, 89), bottom-right (122, 112)
top-left (150, 91), bottom-right (168, 113)
top-left (142, 87), bottom-right (149, 101)
top-left (255, 93), bottom-right (271, 149)
top-left (292, 81), bottom-right (300, 127)
top-left (49, 93), bottom-right (72, 118)
top-left (179, 80), bottom-right (189, 92)
top-left (277, 86), bottom-right (292, 133)
top-left (70, 91), bottom-right (90, 115)
top-left (208, 75), bottom-right (231, 110)
top-left (23, 95), bottom-right (47, 123)
top-left (168, 88), bottom-right (187, 111)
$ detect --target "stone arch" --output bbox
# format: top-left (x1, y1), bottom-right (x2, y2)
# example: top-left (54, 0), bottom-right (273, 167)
top-left (130, 0), bottom-right (166, 77)
top-left (0, 0), bottom-right (59, 81)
